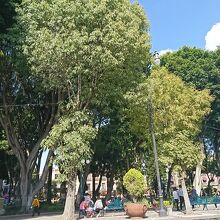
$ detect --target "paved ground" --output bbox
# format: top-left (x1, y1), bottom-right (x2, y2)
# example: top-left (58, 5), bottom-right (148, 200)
top-left (2, 205), bottom-right (220, 220)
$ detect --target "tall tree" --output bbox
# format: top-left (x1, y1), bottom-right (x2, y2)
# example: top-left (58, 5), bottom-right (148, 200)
top-left (161, 47), bottom-right (220, 190)
top-left (13, 0), bottom-right (151, 219)
top-left (126, 67), bottom-right (213, 212)
top-left (1, 0), bottom-right (57, 211)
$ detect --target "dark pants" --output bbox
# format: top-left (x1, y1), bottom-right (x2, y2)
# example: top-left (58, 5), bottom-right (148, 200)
top-left (179, 196), bottom-right (184, 210)
top-left (174, 199), bottom-right (179, 211)
top-left (203, 203), bottom-right (208, 210)
top-left (32, 207), bottom-right (40, 216)
top-left (79, 209), bottom-right (86, 217)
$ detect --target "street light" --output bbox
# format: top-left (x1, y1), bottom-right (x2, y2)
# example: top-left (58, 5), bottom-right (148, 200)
top-left (148, 52), bottom-right (166, 217)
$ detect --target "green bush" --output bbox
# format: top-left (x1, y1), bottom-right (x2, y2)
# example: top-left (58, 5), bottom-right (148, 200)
top-left (123, 168), bottom-right (145, 202)
top-left (163, 200), bottom-right (173, 207)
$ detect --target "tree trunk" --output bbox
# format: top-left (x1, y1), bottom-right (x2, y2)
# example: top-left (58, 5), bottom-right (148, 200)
top-left (92, 173), bottom-right (96, 201)
top-left (62, 174), bottom-right (77, 220)
top-left (181, 174), bottom-right (192, 214)
top-left (166, 166), bottom-right (173, 198)
top-left (20, 170), bottom-right (29, 212)
top-left (19, 150), bottom-right (53, 212)
top-left (107, 173), bottom-right (114, 198)
top-left (193, 163), bottom-right (202, 196)
top-left (47, 165), bottom-right (53, 204)
top-left (95, 174), bottom-right (103, 195)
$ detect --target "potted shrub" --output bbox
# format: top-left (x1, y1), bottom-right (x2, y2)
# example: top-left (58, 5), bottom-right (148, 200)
top-left (123, 168), bottom-right (147, 218)
top-left (163, 200), bottom-right (173, 216)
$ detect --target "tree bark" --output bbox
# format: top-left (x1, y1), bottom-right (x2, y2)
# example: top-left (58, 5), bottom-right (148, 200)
top-left (92, 173), bottom-right (96, 201)
top-left (107, 173), bottom-right (114, 198)
top-left (19, 150), bottom-right (53, 212)
top-left (181, 173), bottom-right (192, 214)
top-left (95, 174), bottom-right (103, 195)
top-left (166, 166), bottom-right (173, 198)
top-left (193, 163), bottom-right (202, 196)
top-left (62, 174), bottom-right (77, 220)
top-left (47, 165), bottom-right (53, 204)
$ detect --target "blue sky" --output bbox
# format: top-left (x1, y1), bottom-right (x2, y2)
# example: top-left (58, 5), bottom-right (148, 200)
top-left (138, 0), bottom-right (220, 52)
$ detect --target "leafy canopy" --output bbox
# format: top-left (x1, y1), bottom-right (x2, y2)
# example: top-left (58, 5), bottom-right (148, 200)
top-left (42, 109), bottom-right (96, 180)
top-left (126, 67), bottom-right (213, 170)
top-left (15, 0), bottom-right (151, 98)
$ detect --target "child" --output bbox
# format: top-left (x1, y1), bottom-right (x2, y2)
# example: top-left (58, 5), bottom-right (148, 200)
top-left (79, 197), bottom-right (86, 217)
top-left (32, 195), bottom-right (40, 216)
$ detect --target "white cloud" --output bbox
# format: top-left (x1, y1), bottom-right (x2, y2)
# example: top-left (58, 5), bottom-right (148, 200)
top-left (205, 23), bottom-right (220, 51)
top-left (159, 49), bottom-right (174, 56)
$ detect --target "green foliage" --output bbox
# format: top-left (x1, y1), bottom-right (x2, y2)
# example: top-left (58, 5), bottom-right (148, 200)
top-left (123, 168), bottom-right (145, 202)
top-left (12, 0), bottom-right (152, 187)
top-left (163, 200), bottom-right (173, 207)
top-left (126, 67), bottom-right (212, 139)
top-left (42, 110), bottom-right (96, 180)
top-left (14, 0), bottom-right (151, 99)
top-left (126, 67), bottom-right (213, 171)
top-left (160, 47), bottom-right (220, 174)
top-left (161, 47), bottom-right (220, 90)
top-left (160, 132), bottom-right (203, 171)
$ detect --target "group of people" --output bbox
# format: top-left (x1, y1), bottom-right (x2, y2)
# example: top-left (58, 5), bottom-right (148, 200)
top-left (172, 185), bottom-right (184, 211)
top-left (79, 193), bottom-right (104, 218)
top-left (173, 185), bottom-right (220, 211)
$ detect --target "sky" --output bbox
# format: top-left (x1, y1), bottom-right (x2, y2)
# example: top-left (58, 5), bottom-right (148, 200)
top-left (138, 0), bottom-right (220, 53)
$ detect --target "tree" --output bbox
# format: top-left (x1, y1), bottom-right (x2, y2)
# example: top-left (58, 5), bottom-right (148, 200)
top-left (13, 0), bottom-right (151, 219)
top-left (0, 0), bottom-right (58, 211)
top-left (160, 47), bottom-right (220, 193)
top-left (126, 67), bottom-right (213, 212)
top-left (126, 67), bottom-right (212, 143)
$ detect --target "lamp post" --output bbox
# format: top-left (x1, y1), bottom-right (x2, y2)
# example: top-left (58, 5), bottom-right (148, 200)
top-left (148, 52), bottom-right (166, 217)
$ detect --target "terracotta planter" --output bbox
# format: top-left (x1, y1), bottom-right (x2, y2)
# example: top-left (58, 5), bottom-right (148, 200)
top-left (124, 203), bottom-right (147, 218)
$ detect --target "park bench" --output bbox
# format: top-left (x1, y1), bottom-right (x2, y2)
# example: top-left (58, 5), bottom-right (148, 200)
top-left (104, 198), bottom-right (124, 212)
top-left (190, 196), bottom-right (220, 206)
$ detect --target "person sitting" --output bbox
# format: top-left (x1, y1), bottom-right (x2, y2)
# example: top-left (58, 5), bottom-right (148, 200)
top-left (79, 197), bottom-right (86, 217)
top-left (94, 196), bottom-right (104, 217)
top-left (85, 195), bottom-right (94, 218)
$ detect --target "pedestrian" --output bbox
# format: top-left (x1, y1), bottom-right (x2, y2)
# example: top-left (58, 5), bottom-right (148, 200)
top-left (173, 187), bottom-right (179, 211)
top-left (3, 192), bottom-right (9, 206)
top-left (214, 190), bottom-right (220, 209)
top-left (178, 185), bottom-right (184, 210)
top-left (32, 195), bottom-right (40, 216)
top-left (201, 189), bottom-right (208, 210)
top-left (191, 186), bottom-right (198, 210)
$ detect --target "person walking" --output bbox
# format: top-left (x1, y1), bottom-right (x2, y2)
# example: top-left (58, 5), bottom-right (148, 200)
top-left (32, 195), bottom-right (40, 216)
top-left (201, 189), bottom-right (208, 210)
top-left (191, 186), bottom-right (198, 210)
top-left (178, 185), bottom-right (184, 210)
top-left (173, 187), bottom-right (179, 211)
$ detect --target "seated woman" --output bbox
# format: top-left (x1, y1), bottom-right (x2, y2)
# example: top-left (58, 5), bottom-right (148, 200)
top-left (94, 196), bottom-right (104, 216)
top-left (79, 197), bottom-right (86, 217)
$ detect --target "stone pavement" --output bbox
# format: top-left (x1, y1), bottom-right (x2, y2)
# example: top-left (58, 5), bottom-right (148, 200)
top-left (2, 205), bottom-right (220, 220)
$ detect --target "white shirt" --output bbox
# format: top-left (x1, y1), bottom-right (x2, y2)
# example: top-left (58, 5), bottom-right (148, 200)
top-left (178, 188), bottom-right (183, 197)
top-left (173, 191), bottom-right (179, 200)
top-left (94, 199), bottom-right (103, 209)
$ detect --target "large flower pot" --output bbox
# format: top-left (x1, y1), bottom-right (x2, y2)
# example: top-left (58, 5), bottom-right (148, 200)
top-left (166, 207), bottom-right (173, 216)
top-left (124, 203), bottom-right (147, 218)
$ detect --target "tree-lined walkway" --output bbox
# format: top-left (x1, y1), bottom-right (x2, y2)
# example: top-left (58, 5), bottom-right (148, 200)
top-left (2, 208), bottom-right (220, 220)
